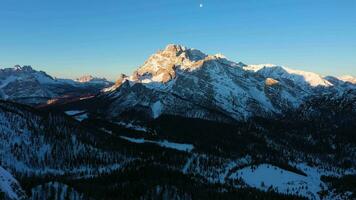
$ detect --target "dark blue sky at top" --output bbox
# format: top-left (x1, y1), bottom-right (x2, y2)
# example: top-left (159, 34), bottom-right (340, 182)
top-left (0, 0), bottom-right (355, 80)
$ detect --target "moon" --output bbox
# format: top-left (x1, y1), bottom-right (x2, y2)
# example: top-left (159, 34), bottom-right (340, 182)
top-left (199, 3), bottom-right (203, 8)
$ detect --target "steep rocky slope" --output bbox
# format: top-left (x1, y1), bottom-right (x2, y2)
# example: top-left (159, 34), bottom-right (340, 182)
top-left (97, 44), bottom-right (354, 124)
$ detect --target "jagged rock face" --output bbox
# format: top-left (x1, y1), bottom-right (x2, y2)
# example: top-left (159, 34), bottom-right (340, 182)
top-left (132, 44), bottom-right (208, 83)
top-left (99, 44), bottom-right (355, 122)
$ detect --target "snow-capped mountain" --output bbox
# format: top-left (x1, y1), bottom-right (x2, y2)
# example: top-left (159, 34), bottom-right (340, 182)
top-left (242, 64), bottom-right (332, 87)
top-left (75, 75), bottom-right (112, 86)
top-left (0, 65), bottom-right (55, 100)
top-left (98, 44), bottom-right (355, 122)
top-left (1, 45), bottom-right (355, 200)
top-left (338, 75), bottom-right (356, 84)
top-left (0, 65), bottom-right (112, 105)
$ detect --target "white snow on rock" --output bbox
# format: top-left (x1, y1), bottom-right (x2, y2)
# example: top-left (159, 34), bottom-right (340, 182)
top-left (120, 136), bottom-right (194, 152)
top-left (244, 64), bottom-right (332, 87)
top-left (101, 44), bottom-right (354, 123)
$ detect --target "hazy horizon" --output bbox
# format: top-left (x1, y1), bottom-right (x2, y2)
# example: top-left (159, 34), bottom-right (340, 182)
top-left (1, 0), bottom-right (355, 80)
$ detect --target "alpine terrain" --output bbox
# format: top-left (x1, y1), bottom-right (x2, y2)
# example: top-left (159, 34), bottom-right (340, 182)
top-left (0, 65), bottom-right (112, 105)
top-left (0, 45), bottom-right (355, 200)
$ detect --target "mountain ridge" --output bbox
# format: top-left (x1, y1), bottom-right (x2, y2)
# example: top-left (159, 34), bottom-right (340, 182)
top-left (1, 45), bottom-right (355, 200)
top-left (0, 65), bottom-right (113, 105)
top-left (96, 44), bottom-right (355, 123)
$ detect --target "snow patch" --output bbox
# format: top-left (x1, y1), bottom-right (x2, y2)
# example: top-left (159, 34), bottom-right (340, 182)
top-left (151, 101), bottom-right (163, 118)
top-left (114, 121), bottom-right (148, 132)
top-left (65, 110), bottom-right (88, 121)
top-left (74, 113), bottom-right (88, 122)
top-left (230, 164), bottom-right (323, 199)
top-left (65, 110), bottom-right (85, 116)
top-left (120, 136), bottom-right (194, 152)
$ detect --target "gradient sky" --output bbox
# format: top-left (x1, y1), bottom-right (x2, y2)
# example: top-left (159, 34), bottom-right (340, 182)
top-left (0, 0), bottom-right (355, 80)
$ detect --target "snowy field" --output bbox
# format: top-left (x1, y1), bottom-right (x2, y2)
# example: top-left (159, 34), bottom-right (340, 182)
top-left (229, 164), bottom-right (323, 199)
top-left (120, 136), bottom-right (194, 152)
top-left (114, 121), bottom-right (148, 132)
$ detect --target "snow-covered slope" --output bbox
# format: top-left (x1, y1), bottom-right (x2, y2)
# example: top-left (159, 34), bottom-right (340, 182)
top-left (0, 166), bottom-right (27, 200)
top-left (243, 64), bottom-right (332, 87)
top-left (0, 65), bottom-right (112, 105)
top-left (99, 44), bottom-right (353, 122)
top-left (338, 75), bottom-right (356, 84)
top-left (119, 136), bottom-right (194, 152)
top-left (230, 164), bottom-right (322, 200)
top-left (0, 100), bottom-right (126, 175)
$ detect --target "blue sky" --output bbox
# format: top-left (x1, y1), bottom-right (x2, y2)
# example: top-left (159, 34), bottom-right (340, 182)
top-left (0, 0), bottom-right (355, 80)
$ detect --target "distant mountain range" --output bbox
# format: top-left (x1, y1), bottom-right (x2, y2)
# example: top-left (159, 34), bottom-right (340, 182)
top-left (0, 65), bottom-right (113, 105)
top-left (0, 45), bottom-right (355, 200)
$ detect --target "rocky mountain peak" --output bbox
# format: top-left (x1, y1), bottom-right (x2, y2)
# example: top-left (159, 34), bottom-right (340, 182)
top-left (130, 44), bottom-right (230, 84)
top-left (163, 44), bottom-right (186, 55)
top-left (75, 75), bottom-right (112, 86)
top-left (76, 75), bottom-right (96, 83)
top-left (114, 74), bottom-right (128, 87)
top-left (12, 65), bottom-right (34, 72)
top-left (162, 44), bottom-right (207, 61)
